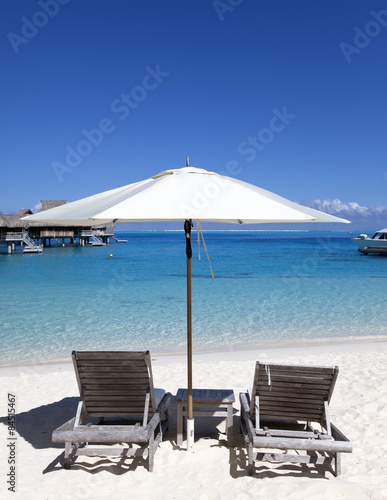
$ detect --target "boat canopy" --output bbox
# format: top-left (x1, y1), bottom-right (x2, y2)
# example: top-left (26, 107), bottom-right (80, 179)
top-left (372, 229), bottom-right (387, 239)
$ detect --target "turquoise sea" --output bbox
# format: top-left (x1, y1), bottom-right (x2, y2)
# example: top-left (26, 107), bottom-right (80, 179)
top-left (1, 231), bottom-right (386, 365)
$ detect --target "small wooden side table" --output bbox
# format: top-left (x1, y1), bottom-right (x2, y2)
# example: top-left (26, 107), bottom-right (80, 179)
top-left (175, 388), bottom-right (235, 447)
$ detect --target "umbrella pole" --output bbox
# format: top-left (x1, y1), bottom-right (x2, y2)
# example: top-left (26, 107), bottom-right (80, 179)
top-left (185, 219), bottom-right (194, 452)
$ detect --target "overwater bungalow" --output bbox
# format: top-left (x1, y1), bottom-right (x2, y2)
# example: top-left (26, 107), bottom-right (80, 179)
top-left (0, 200), bottom-right (116, 254)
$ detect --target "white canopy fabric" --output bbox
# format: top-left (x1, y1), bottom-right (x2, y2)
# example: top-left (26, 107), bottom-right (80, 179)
top-left (23, 167), bottom-right (350, 226)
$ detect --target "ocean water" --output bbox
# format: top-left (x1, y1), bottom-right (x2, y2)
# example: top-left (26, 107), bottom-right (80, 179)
top-left (0, 231), bottom-right (386, 365)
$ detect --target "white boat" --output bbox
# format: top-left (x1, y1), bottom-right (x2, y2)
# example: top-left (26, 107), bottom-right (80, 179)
top-left (352, 228), bottom-right (387, 255)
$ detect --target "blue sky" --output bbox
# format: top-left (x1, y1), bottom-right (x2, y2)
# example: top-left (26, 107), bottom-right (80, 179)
top-left (1, 0), bottom-right (387, 231)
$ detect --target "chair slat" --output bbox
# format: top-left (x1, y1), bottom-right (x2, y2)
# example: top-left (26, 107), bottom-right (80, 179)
top-left (72, 350), bottom-right (157, 419)
top-left (250, 362), bottom-right (339, 422)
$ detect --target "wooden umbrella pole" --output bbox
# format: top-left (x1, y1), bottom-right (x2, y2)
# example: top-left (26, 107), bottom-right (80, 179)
top-left (185, 219), bottom-right (194, 452)
top-left (187, 254), bottom-right (193, 420)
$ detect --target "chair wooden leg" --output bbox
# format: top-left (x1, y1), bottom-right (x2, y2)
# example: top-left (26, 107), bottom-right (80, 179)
top-left (334, 452), bottom-right (341, 476)
top-left (148, 435), bottom-right (155, 472)
top-left (226, 404), bottom-right (233, 447)
top-left (64, 442), bottom-right (72, 469)
top-left (248, 441), bottom-right (254, 475)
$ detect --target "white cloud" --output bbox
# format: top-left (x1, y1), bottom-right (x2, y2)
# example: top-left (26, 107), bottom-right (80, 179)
top-left (32, 201), bottom-right (42, 213)
top-left (303, 198), bottom-right (387, 221)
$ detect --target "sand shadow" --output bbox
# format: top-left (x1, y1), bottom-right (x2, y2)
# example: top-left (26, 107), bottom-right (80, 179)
top-left (169, 413), bottom-right (234, 450)
top-left (229, 446), bottom-right (330, 479)
top-left (228, 418), bottom-right (331, 480)
top-left (43, 447), bottom-right (154, 475)
top-left (0, 397), bottom-right (78, 450)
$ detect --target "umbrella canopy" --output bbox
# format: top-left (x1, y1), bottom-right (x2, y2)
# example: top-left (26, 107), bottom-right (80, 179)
top-left (23, 166), bottom-right (348, 226)
top-left (23, 163), bottom-right (350, 451)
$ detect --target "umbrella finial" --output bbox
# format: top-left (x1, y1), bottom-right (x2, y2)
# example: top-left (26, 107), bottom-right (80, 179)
top-left (186, 157), bottom-right (189, 167)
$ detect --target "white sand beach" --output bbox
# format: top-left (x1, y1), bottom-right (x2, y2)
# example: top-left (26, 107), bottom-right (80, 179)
top-left (1, 337), bottom-right (387, 500)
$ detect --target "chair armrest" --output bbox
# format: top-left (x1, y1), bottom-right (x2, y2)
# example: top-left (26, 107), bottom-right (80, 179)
top-left (146, 392), bottom-right (172, 434)
top-left (52, 417), bottom-right (76, 442)
top-left (331, 423), bottom-right (352, 452)
top-left (239, 392), bottom-right (256, 442)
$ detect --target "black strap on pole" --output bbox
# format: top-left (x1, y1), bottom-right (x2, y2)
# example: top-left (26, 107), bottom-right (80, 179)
top-left (184, 219), bottom-right (193, 259)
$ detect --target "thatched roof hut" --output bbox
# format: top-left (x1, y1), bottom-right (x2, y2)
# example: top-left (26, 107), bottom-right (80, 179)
top-left (39, 200), bottom-right (67, 212)
top-left (0, 213), bottom-right (9, 227)
top-left (0, 209), bottom-right (34, 228)
top-left (0, 202), bottom-right (68, 228)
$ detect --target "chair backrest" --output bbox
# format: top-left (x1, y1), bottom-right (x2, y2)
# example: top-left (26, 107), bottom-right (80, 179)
top-left (72, 351), bottom-right (156, 420)
top-left (250, 362), bottom-right (339, 424)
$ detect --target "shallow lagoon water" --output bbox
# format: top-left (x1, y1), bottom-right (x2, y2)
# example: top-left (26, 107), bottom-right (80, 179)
top-left (1, 231), bottom-right (386, 365)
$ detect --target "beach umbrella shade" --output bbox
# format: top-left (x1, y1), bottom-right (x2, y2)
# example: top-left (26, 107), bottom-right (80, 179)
top-left (23, 160), bottom-right (350, 451)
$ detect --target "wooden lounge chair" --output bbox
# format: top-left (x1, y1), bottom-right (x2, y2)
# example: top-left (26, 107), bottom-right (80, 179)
top-left (52, 351), bottom-right (171, 472)
top-left (239, 362), bottom-right (352, 476)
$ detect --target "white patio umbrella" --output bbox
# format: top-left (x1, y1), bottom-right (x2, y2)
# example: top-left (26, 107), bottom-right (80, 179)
top-left (23, 159), bottom-right (350, 451)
